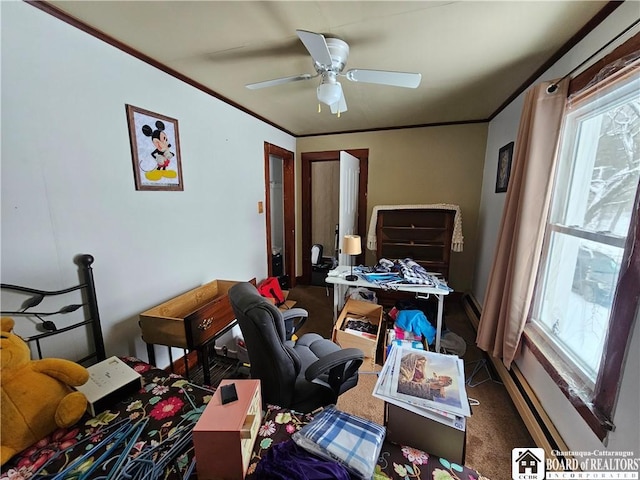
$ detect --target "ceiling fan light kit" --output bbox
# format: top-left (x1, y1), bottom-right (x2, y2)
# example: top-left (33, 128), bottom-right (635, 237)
top-left (246, 29), bottom-right (422, 116)
top-left (317, 81), bottom-right (343, 106)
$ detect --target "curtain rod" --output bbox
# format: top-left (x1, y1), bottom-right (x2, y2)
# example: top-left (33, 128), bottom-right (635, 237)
top-left (547, 18), bottom-right (640, 93)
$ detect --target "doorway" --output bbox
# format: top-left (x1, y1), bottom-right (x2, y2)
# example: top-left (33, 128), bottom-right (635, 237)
top-left (301, 149), bottom-right (369, 284)
top-left (264, 143), bottom-right (296, 288)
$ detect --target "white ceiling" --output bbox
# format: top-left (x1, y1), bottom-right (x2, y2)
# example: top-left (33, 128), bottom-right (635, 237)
top-left (46, 1), bottom-right (612, 136)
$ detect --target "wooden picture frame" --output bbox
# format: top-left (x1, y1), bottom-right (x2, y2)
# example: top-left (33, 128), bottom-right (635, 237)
top-left (126, 104), bottom-right (183, 191)
top-left (496, 142), bottom-right (514, 193)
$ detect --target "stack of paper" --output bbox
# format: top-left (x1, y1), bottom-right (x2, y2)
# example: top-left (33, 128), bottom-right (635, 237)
top-left (373, 345), bottom-right (470, 431)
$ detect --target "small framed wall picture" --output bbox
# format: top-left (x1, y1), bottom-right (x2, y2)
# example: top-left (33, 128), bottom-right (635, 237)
top-left (126, 104), bottom-right (183, 191)
top-left (496, 142), bottom-right (514, 193)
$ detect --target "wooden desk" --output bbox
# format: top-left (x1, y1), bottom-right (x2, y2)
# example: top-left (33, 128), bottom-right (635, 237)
top-left (325, 266), bottom-right (450, 352)
top-left (139, 279), bottom-right (252, 385)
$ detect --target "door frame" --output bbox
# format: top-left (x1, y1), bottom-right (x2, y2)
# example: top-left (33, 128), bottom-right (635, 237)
top-left (301, 149), bottom-right (369, 284)
top-left (264, 142), bottom-right (296, 288)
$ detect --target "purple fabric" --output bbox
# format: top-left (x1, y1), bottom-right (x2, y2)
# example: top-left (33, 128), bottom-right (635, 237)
top-left (255, 439), bottom-right (352, 480)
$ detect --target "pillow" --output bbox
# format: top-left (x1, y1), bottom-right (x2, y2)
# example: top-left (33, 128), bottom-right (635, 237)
top-left (292, 405), bottom-right (385, 480)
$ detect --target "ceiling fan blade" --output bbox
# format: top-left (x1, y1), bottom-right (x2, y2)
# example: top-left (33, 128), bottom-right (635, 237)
top-left (345, 69), bottom-right (422, 88)
top-left (296, 29), bottom-right (333, 66)
top-left (330, 93), bottom-right (348, 115)
top-left (246, 73), bottom-right (314, 90)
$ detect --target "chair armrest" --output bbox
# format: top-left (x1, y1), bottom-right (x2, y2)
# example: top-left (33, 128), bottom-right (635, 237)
top-left (304, 348), bottom-right (364, 395)
top-left (282, 308), bottom-right (308, 339)
top-left (281, 308), bottom-right (308, 321)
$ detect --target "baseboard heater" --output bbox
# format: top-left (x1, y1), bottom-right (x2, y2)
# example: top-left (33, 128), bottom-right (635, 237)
top-left (462, 293), bottom-right (569, 458)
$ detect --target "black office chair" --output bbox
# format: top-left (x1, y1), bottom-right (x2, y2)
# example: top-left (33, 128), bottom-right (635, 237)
top-left (311, 243), bottom-right (323, 267)
top-left (229, 282), bottom-right (364, 413)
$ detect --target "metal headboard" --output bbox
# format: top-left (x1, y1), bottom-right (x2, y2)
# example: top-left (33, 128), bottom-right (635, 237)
top-left (1, 254), bottom-right (106, 366)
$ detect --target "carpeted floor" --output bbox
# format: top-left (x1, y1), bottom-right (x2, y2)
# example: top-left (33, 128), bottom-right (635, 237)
top-left (286, 284), bottom-right (536, 480)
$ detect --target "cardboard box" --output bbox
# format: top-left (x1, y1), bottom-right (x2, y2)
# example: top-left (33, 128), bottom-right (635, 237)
top-left (332, 299), bottom-right (383, 369)
top-left (385, 402), bottom-right (466, 464)
top-left (193, 379), bottom-right (262, 479)
top-left (75, 356), bottom-right (143, 416)
top-left (264, 289), bottom-right (297, 310)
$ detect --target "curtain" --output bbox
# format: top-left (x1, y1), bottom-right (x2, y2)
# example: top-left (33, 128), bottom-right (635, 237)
top-left (476, 78), bottom-right (569, 369)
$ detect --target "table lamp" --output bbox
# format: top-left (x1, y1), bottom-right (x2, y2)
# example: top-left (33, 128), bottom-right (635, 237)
top-left (343, 234), bottom-right (362, 281)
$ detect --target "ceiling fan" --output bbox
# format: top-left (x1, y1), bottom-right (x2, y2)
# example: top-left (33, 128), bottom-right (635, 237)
top-left (246, 30), bottom-right (422, 115)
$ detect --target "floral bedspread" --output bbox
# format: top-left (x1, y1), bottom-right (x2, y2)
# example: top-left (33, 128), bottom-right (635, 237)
top-left (247, 405), bottom-right (490, 480)
top-left (2, 358), bottom-right (489, 480)
top-left (1, 357), bottom-right (213, 480)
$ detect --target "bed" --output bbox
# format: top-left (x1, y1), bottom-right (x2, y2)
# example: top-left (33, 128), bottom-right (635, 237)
top-left (1, 255), bottom-right (488, 480)
top-left (1, 255), bottom-right (213, 479)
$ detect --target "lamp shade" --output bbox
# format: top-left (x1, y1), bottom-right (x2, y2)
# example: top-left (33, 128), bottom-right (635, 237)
top-left (317, 82), bottom-right (343, 106)
top-left (343, 235), bottom-right (362, 255)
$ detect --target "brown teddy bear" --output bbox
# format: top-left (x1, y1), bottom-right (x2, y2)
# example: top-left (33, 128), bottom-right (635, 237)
top-left (1, 317), bottom-right (90, 465)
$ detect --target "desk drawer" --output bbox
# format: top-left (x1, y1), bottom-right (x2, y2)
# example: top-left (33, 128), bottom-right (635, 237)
top-left (184, 296), bottom-right (235, 348)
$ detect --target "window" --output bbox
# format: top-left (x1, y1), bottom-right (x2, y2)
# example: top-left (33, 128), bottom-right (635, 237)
top-left (527, 61), bottom-right (639, 438)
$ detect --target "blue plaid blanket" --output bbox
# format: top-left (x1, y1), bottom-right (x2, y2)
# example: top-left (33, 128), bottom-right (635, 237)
top-left (292, 406), bottom-right (386, 479)
top-left (396, 258), bottom-right (436, 286)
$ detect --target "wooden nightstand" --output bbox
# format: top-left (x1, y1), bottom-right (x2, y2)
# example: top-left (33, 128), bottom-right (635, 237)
top-left (193, 379), bottom-right (262, 479)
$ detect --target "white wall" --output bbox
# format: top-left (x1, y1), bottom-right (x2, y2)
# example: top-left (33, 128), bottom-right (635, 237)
top-left (1, 2), bottom-right (295, 367)
top-left (473, 2), bottom-right (639, 452)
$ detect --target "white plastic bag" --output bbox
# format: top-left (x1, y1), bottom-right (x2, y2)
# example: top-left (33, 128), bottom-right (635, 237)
top-left (346, 287), bottom-right (377, 304)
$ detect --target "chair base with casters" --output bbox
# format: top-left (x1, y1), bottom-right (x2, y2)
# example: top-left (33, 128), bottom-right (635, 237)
top-left (229, 282), bottom-right (364, 413)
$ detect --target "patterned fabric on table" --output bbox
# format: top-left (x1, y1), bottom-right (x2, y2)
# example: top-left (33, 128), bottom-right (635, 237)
top-left (247, 405), bottom-right (490, 480)
top-left (396, 258), bottom-right (437, 286)
top-left (0, 357), bottom-right (213, 480)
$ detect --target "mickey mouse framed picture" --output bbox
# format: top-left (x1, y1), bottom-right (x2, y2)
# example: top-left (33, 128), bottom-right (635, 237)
top-left (126, 104), bottom-right (183, 191)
